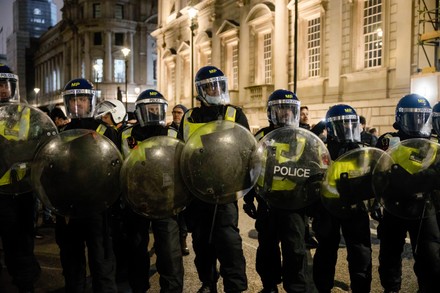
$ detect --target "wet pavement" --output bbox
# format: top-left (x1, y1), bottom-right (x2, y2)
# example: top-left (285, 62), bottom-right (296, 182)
top-left (0, 198), bottom-right (418, 292)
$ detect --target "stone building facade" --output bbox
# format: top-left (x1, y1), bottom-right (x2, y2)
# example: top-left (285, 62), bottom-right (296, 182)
top-left (34, 0), bottom-right (158, 111)
top-left (153, 0), bottom-right (438, 134)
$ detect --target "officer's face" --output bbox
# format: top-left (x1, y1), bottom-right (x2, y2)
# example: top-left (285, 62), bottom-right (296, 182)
top-left (147, 104), bottom-right (159, 115)
top-left (172, 108), bottom-right (184, 124)
top-left (204, 83), bottom-right (221, 97)
top-left (69, 95), bottom-right (91, 117)
top-left (102, 113), bottom-right (115, 126)
top-left (0, 80), bottom-right (12, 101)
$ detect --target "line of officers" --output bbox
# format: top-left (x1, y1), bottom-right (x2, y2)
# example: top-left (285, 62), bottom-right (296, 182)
top-left (1, 62), bottom-right (440, 293)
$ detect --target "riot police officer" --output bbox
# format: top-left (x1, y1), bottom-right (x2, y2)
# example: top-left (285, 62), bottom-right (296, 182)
top-left (376, 93), bottom-right (440, 293)
top-left (243, 89), bottom-right (310, 293)
top-left (312, 104), bottom-right (372, 293)
top-left (94, 99), bottom-right (127, 132)
top-left (0, 63), bottom-right (41, 293)
top-left (178, 66), bottom-right (248, 293)
top-left (56, 78), bottom-right (119, 293)
top-left (120, 89), bottom-right (184, 293)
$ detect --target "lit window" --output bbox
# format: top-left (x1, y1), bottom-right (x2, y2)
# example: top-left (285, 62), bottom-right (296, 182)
top-left (263, 33), bottom-right (272, 84)
top-left (114, 59), bottom-right (125, 83)
top-left (115, 4), bottom-right (124, 19)
top-left (363, 0), bottom-right (382, 68)
top-left (307, 17), bottom-right (321, 77)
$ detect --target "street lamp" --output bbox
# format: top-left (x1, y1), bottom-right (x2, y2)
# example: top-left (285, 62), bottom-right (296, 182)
top-left (188, 6), bottom-right (198, 108)
top-left (34, 88), bottom-right (40, 106)
top-left (121, 47), bottom-right (131, 110)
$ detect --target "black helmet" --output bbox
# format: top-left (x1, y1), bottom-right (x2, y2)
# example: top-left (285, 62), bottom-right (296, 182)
top-left (0, 63), bottom-right (19, 103)
top-left (394, 93), bottom-right (432, 138)
top-left (134, 89), bottom-right (168, 126)
top-left (62, 78), bottom-right (97, 118)
top-left (267, 89), bottom-right (300, 127)
top-left (195, 66), bottom-right (230, 106)
top-left (325, 104), bottom-right (361, 142)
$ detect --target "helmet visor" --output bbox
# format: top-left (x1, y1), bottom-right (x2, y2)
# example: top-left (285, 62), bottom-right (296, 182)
top-left (63, 89), bottom-right (97, 118)
top-left (433, 112), bottom-right (440, 136)
top-left (0, 73), bottom-right (19, 102)
top-left (196, 76), bottom-right (230, 105)
top-left (135, 102), bottom-right (167, 127)
top-left (269, 101), bottom-right (300, 127)
top-left (328, 115), bottom-right (361, 142)
top-left (399, 109), bottom-right (432, 137)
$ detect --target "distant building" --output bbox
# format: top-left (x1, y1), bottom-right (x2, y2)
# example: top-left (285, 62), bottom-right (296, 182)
top-left (33, 0), bottom-right (158, 111)
top-left (7, 0), bottom-right (57, 103)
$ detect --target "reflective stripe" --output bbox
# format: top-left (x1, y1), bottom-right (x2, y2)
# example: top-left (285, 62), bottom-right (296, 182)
top-left (96, 124), bottom-right (107, 135)
top-left (168, 128), bottom-right (178, 138)
top-left (183, 107), bottom-right (237, 142)
top-left (225, 106), bottom-right (237, 122)
top-left (121, 127), bottom-right (133, 158)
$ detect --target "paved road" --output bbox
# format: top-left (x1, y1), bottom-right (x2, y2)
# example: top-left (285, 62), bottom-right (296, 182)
top-left (0, 198), bottom-right (418, 292)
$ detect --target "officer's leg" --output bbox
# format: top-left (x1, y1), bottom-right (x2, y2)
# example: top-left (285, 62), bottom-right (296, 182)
top-left (378, 210), bottom-right (407, 292)
top-left (125, 210), bottom-right (151, 293)
top-left (55, 216), bottom-right (87, 293)
top-left (190, 199), bottom-right (218, 287)
top-left (152, 217), bottom-right (184, 292)
top-left (408, 214), bottom-right (440, 293)
top-left (1, 194), bottom-right (41, 292)
top-left (215, 202), bottom-right (247, 292)
top-left (256, 204), bottom-right (281, 290)
top-left (85, 213), bottom-right (117, 293)
top-left (312, 205), bottom-right (341, 292)
top-left (279, 210), bottom-right (308, 293)
top-left (341, 211), bottom-right (372, 293)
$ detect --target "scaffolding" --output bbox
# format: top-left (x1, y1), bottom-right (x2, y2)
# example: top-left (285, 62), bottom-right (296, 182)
top-left (418, 0), bottom-right (440, 73)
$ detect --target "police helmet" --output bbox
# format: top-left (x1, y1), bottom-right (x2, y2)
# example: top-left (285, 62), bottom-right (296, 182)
top-left (62, 78), bottom-right (97, 118)
top-left (195, 66), bottom-right (230, 106)
top-left (267, 89), bottom-right (300, 127)
top-left (394, 93), bottom-right (432, 138)
top-left (326, 104), bottom-right (361, 142)
top-left (134, 89), bottom-right (168, 127)
top-left (433, 102), bottom-right (440, 136)
top-left (0, 64), bottom-right (19, 103)
top-left (94, 99), bottom-right (127, 124)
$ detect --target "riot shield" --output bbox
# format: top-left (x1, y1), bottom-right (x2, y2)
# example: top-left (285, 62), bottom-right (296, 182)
top-left (180, 120), bottom-right (258, 204)
top-left (372, 138), bottom-right (440, 219)
top-left (121, 136), bottom-right (191, 219)
top-left (252, 127), bottom-right (330, 210)
top-left (31, 129), bottom-right (123, 218)
top-left (321, 147), bottom-right (387, 218)
top-left (0, 103), bottom-right (58, 195)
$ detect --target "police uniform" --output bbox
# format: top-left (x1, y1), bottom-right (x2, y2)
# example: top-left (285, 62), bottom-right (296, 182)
top-left (376, 132), bottom-right (440, 293)
top-left (0, 103), bottom-right (41, 293)
top-left (55, 118), bottom-right (119, 293)
top-left (312, 105), bottom-right (372, 293)
top-left (179, 103), bottom-right (248, 293)
top-left (245, 124), bottom-right (310, 293)
top-left (120, 123), bottom-right (184, 293)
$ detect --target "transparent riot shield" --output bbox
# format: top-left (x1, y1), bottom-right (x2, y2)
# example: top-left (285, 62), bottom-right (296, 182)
top-left (372, 138), bottom-right (440, 219)
top-left (252, 127), bottom-right (330, 210)
top-left (121, 136), bottom-right (191, 219)
top-left (321, 147), bottom-right (387, 218)
top-left (180, 120), bottom-right (258, 204)
top-left (0, 103), bottom-right (58, 195)
top-left (31, 129), bottom-right (123, 218)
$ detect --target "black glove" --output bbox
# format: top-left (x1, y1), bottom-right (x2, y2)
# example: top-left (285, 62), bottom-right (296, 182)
top-left (336, 173), bottom-right (374, 204)
top-left (370, 199), bottom-right (383, 222)
top-left (243, 202), bottom-right (257, 219)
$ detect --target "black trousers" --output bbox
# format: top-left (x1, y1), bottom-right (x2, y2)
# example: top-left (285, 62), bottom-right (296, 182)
top-left (0, 193), bottom-right (41, 291)
top-left (186, 198), bottom-right (247, 292)
top-left (55, 213), bottom-right (117, 293)
top-left (255, 202), bottom-right (308, 293)
top-left (124, 210), bottom-right (184, 293)
top-left (378, 210), bottom-right (440, 293)
top-left (312, 204), bottom-right (372, 293)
